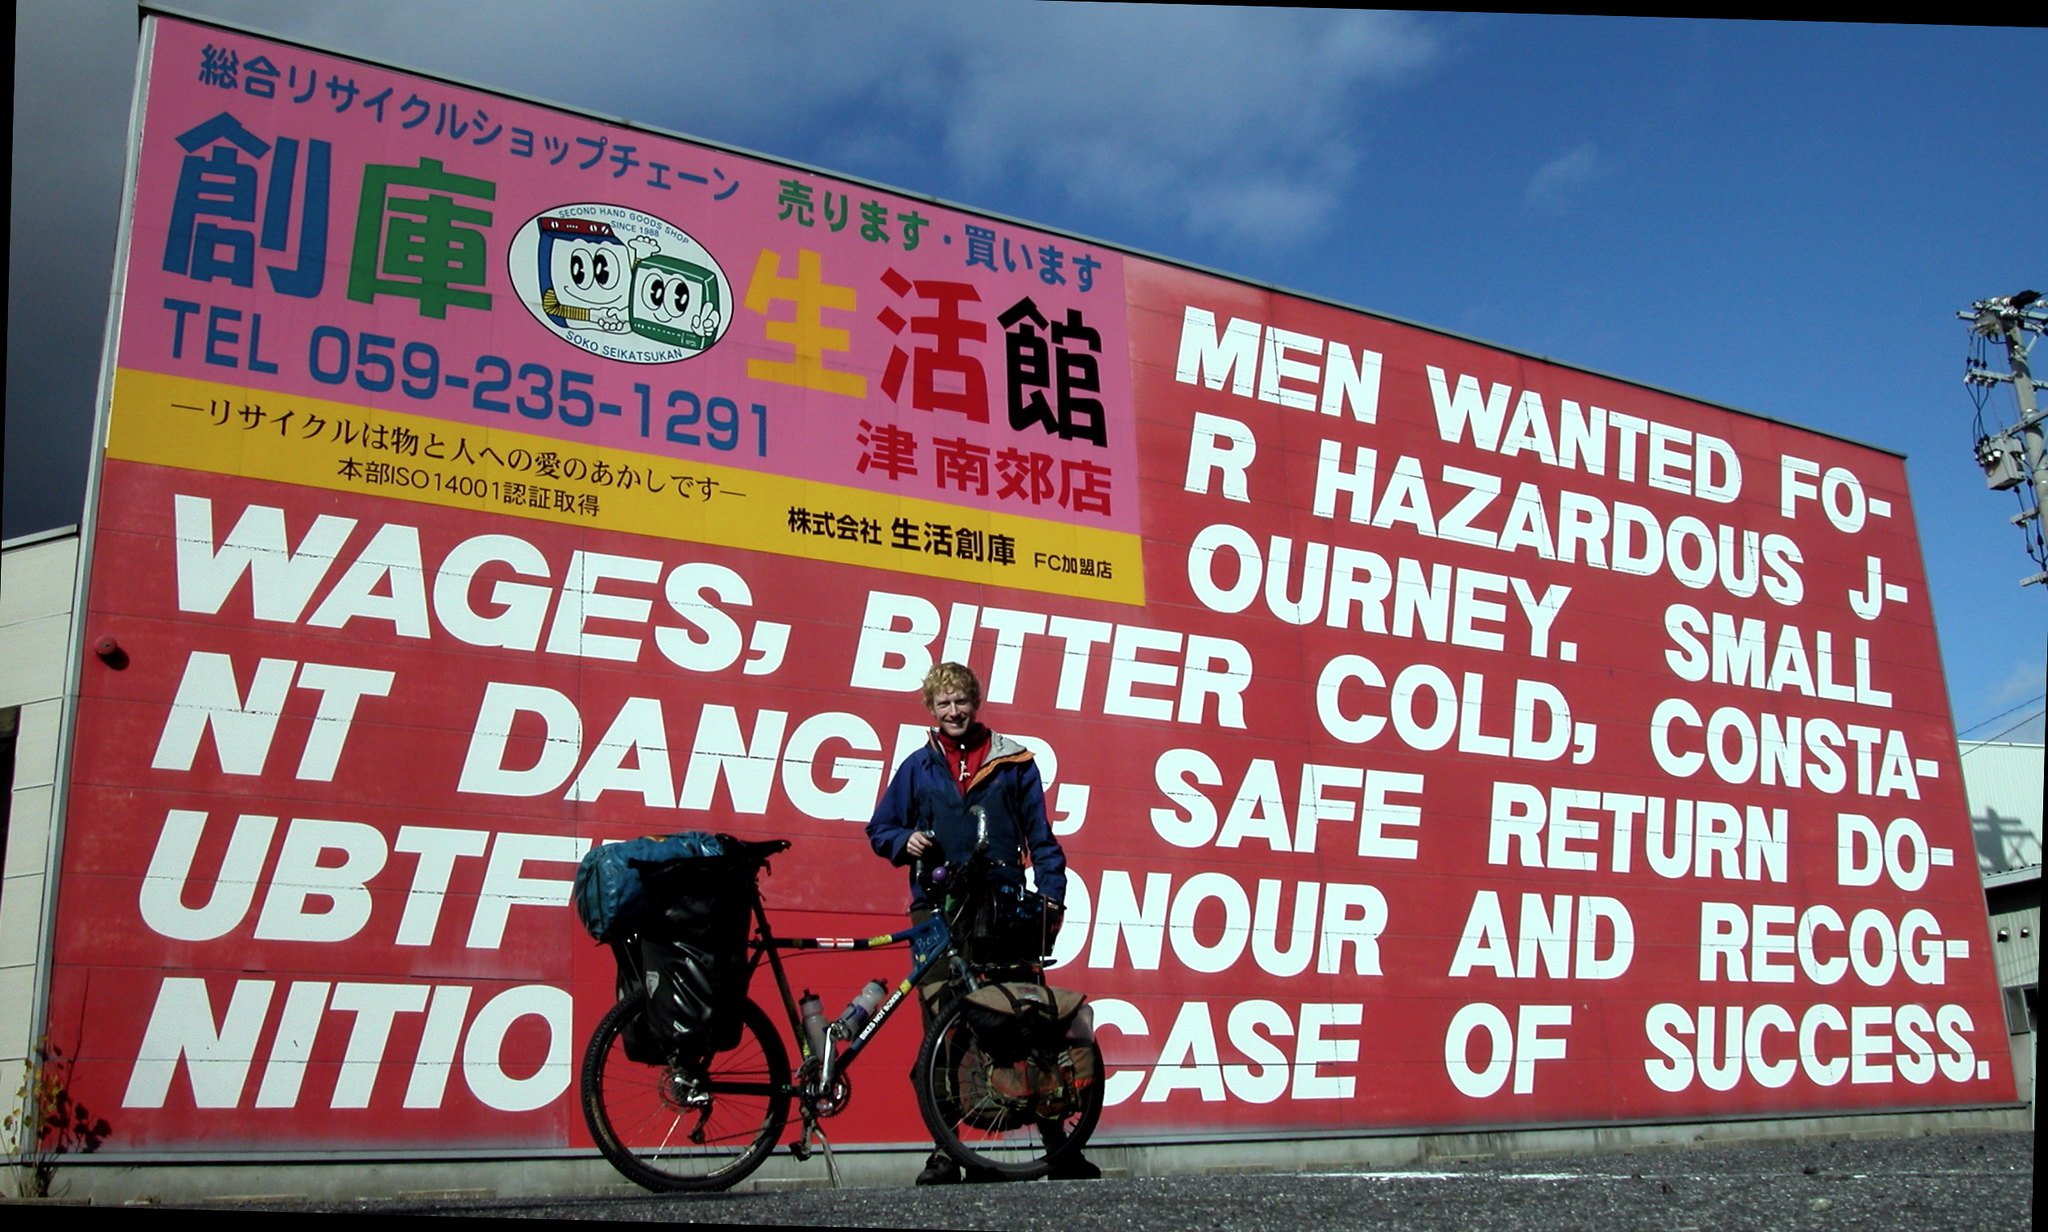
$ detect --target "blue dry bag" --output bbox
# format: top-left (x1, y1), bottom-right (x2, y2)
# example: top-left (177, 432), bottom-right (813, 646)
top-left (573, 831), bottom-right (727, 942)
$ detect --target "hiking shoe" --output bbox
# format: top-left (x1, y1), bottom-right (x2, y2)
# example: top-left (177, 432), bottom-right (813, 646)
top-left (1048, 1152), bottom-right (1101, 1181)
top-left (915, 1151), bottom-right (960, 1186)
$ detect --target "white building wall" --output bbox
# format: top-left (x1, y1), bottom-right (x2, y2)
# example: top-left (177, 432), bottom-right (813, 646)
top-left (1960, 740), bottom-right (2045, 875)
top-left (1957, 739), bottom-right (2041, 1118)
top-left (0, 528), bottom-right (79, 1081)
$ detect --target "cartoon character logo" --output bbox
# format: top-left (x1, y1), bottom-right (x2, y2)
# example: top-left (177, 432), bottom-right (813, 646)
top-left (630, 254), bottom-right (723, 351)
top-left (509, 205), bottom-right (732, 364)
top-left (536, 216), bottom-right (633, 331)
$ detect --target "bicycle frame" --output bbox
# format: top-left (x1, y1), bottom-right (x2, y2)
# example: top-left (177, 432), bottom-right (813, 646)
top-left (743, 897), bottom-right (973, 1137)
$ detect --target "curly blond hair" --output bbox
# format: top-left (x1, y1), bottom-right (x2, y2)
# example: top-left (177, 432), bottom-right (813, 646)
top-left (920, 661), bottom-right (982, 709)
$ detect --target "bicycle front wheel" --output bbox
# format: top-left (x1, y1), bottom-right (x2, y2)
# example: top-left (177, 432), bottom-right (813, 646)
top-left (916, 1002), bottom-right (1104, 1180)
top-left (581, 993), bottom-right (791, 1192)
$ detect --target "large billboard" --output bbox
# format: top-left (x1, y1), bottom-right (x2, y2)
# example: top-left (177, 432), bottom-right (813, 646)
top-left (51, 14), bottom-right (2012, 1156)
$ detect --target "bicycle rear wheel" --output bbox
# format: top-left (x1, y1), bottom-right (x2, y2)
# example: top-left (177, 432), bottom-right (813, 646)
top-left (581, 993), bottom-right (790, 1191)
top-left (915, 1001), bottom-right (1104, 1180)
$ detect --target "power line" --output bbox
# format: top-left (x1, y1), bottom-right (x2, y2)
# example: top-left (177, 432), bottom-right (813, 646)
top-left (1958, 692), bottom-right (2048, 737)
top-left (1958, 708), bottom-right (2047, 754)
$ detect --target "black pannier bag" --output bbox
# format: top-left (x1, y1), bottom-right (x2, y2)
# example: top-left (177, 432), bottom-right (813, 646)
top-left (631, 853), bottom-right (757, 1064)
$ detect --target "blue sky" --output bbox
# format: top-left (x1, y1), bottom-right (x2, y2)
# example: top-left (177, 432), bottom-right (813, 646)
top-left (10, 5), bottom-right (2044, 742)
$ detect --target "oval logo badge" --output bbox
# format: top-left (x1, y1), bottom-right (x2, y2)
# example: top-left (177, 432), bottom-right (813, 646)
top-left (508, 204), bottom-right (732, 364)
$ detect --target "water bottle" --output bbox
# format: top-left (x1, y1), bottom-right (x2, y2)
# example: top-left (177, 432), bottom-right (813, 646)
top-left (835, 979), bottom-right (889, 1036)
top-left (799, 990), bottom-right (830, 1061)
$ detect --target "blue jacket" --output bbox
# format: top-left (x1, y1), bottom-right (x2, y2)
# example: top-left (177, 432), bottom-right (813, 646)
top-left (867, 730), bottom-right (1068, 911)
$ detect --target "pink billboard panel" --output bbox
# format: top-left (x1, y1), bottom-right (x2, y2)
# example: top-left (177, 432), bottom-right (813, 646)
top-left (50, 14), bottom-right (2011, 1155)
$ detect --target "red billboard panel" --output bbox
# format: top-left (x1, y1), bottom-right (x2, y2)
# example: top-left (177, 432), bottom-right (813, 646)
top-left (52, 15), bottom-right (2010, 1155)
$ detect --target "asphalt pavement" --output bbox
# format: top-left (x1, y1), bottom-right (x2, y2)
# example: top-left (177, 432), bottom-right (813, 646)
top-left (145, 1128), bottom-right (2032, 1230)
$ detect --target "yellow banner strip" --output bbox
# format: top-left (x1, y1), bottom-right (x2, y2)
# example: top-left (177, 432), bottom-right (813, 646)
top-left (105, 368), bottom-right (1145, 605)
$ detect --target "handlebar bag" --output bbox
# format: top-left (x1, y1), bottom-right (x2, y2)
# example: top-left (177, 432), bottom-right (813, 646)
top-left (948, 861), bottom-right (1059, 967)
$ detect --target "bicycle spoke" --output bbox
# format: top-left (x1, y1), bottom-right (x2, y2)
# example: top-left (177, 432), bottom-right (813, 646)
top-left (581, 995), bottom-right (791, 1191)
top-left (917, 1003), bottom-right (1103, 1179)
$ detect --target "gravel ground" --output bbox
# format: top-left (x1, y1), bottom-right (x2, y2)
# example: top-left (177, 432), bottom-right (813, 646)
top-left (145, 1128), bottom-right (2033, 1231)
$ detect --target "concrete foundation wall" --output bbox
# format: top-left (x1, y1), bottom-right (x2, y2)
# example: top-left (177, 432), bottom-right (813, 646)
top-left (30, 1105), bottom-right (2031, 1204)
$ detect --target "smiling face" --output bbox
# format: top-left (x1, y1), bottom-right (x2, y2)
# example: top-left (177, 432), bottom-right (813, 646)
top-left (548, 235), bottom-right (629, 310)
top-left (928, 686), bottom-right (978, 741)
top-left (635, 264), bottom-right (692, 324)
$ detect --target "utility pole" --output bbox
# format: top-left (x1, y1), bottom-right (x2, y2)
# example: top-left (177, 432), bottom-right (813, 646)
top-left (1961, 290), bottom-right (2048, 587)
top-left (1959, 291), bottom-right (2046, 1143)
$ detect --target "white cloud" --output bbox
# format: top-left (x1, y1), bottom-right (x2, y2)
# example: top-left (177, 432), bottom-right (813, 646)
top-left (1525, 141), bottom-right (1599, 213)
top-left (1980, 659), bottom-right (2048, 712)
top-left (173, 1), bottom-right (1443, 248)
top-left (929, 6), bottom-right (1440, 244)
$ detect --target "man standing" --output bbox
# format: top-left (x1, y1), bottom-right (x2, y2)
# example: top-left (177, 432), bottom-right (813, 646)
top-left (866, 661), bottom-right (1097, 1185)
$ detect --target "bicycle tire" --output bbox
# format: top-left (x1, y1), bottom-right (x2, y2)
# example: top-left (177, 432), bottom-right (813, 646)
top-left (581, 993), bottom-right (791, 1192)
top-left (915, 1001), bottom-right (1104, 1179)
